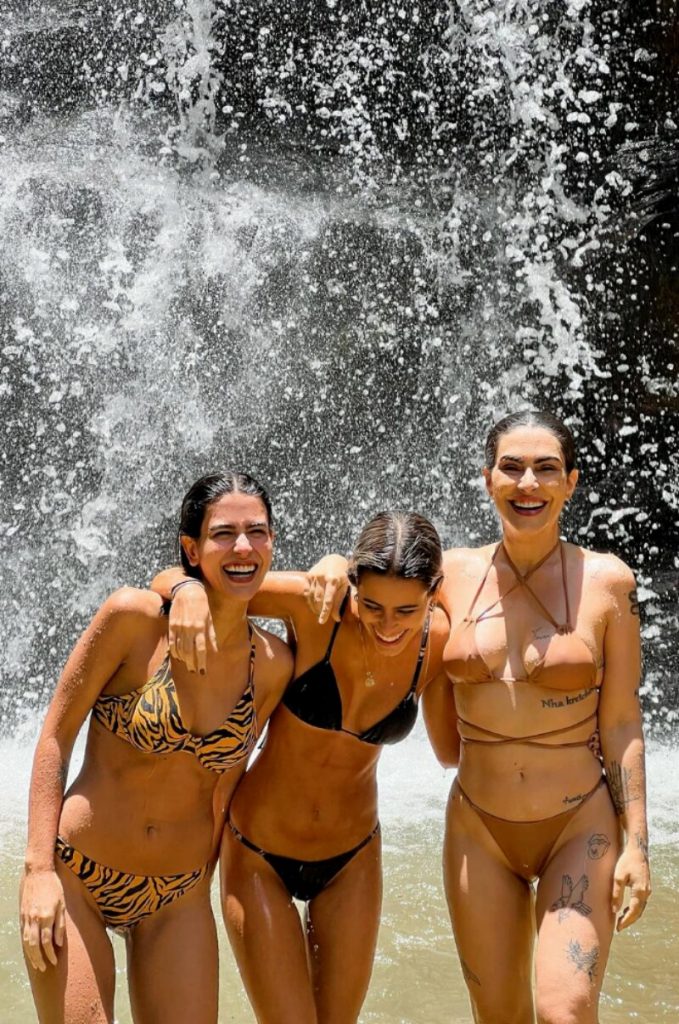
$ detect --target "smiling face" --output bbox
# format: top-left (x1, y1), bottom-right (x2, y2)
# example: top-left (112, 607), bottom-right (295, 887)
top-left (356, 571), bottom-right (432, 658)
top-left (483, 425), bottom-right (578, 537)
top-left (180, 491), bottom-right (273, 602)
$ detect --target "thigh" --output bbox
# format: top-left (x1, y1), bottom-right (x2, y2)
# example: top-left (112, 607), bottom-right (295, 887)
top-left (535, 786), bottom-right (622, 1024)
top-left (305, 829), bottom-right (382, 1024)
top-left (25, 858), bottom-right (116, 1024)
top-left (126, 877), bottom-right (218, 1024)
top-left (220, 826), bottom-right (317, 1024)
top-left (443, 783), bottom-right (535, 1024)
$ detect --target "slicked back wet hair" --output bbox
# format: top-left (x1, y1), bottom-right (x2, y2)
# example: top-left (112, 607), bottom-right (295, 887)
top-left (484, 410), bottom-right (577, 474)
top-left (178, 471), bottom-right (273, 578)
top-left (348, 511), bottom-right (443, 593)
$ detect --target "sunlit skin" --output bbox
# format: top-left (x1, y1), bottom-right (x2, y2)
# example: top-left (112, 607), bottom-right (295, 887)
top-left (151, 549), bottom-right (450, 1024)
top-left (483, 425), bottom-right (578, 569)
top-left (304, 422), bottom-right (649, 1024)
top-left (20, 489), bottom-right (292, 1024)
top-left (355, 573), bottom-right (433, 656)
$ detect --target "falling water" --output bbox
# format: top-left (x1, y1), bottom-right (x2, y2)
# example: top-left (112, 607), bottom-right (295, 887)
top-left (1, 2), bottom-right (678, 1020)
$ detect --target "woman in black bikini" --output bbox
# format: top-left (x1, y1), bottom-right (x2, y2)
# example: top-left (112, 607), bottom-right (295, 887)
top-left (158, 511), bottom-right (450, 1024)
top-left (437, 411), bottom-right (650, 1023)
top-left (20, 472), bottom-right (292, 1024)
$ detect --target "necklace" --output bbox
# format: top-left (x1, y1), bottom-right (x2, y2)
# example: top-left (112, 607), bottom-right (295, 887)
top-left (358, 620), bottom-right (377, 687)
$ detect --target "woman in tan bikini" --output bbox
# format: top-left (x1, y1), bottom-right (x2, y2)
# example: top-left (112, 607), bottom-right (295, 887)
top-left (20, 472), bottom-right (292, 1024)
top-left (311, 410), bottom-right (650, 1023)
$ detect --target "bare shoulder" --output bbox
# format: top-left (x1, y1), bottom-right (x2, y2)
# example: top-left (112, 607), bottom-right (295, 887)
top-left (429, 605), bottom-right (451, 648)
top-left (252, 625), bottom-right (294, 685)
top-left (442, 543), bottom-right (495, 573)
top-left (95, 586), bottom-right (165, 630)
top-left (577, 546), bottom-right (636, 589)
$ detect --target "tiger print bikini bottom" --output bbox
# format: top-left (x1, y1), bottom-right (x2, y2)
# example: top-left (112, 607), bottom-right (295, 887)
top-left (55, 836), bottom-right (211, 931)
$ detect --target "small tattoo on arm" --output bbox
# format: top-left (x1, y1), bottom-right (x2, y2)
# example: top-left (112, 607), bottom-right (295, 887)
top-left (460, 958), bottom-right (481, 986)
top-left (635, 832), bottom-right (649, 864)
top-left (551, 875), bottom-right (592, 922)
top-left (628, 589), bottom-right (640, 616)
top-left (606, 760), bottom-right (637, 815)
top-left (567, 939), bottom-right (599, 981)
top-left (587, 834), bottom-right (611, 860)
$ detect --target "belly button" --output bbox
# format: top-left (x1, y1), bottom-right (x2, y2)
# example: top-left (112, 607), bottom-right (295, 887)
top-left (145, 824), bottom-right (158, 838)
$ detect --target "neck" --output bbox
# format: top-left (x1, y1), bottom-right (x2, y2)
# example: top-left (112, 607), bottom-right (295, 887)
top-left (206, 593), bottom-right (250, 648)
top-left (500, 524), bottom-right (561, 575)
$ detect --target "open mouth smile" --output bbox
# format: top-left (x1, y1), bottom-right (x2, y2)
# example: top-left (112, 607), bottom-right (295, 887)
top-left (373, 629), bottom-right (407, 646)
top-left (223, 563), bottom-right (258, 581)
top-left (509, 500), bottom-right (548, 517)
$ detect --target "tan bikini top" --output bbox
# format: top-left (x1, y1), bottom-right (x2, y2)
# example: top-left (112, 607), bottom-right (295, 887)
top-left (445, 541), bottom-right (601, 750)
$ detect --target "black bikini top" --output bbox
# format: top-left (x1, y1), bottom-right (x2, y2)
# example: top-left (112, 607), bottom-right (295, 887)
top-left (282, 597), bottom-right (431, 746)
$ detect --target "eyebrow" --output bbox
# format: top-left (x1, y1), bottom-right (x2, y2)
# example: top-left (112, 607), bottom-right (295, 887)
top-left (362, 597), bottom-right (420, 610)
top-left (208, 520), bottom-right (269, 533)
top-left (499, 455), bottom-right (563, 464)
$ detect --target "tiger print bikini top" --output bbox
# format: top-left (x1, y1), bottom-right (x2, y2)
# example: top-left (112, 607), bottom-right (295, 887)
top-left (92, 627), bottom-right (257, 773)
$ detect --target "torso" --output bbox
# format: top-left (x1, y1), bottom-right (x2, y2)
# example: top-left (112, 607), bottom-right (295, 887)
top-left (59, 594), bottom-right (269, 874)
top-left (230, 601), bottom-right (448, 857)
top-left (441, 542), bottom-right (610, 820)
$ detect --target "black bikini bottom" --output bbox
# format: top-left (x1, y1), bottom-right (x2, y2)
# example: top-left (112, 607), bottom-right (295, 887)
top-left (227, 820), bottom-right (380, 902)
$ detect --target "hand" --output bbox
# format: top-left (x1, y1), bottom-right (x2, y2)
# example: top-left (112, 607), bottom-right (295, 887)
top-left (20, 869), bottom-right (66, 972)
top-left (168, 582), bottom-right (217, 673)
top-left (305, 555), bottom-right (350, 624)
top-left (611, 839), bottom-right (651, 931)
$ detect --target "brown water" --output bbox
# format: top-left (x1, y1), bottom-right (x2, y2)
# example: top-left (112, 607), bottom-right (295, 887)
top-left (1, 738), bottom-right (677, 1023)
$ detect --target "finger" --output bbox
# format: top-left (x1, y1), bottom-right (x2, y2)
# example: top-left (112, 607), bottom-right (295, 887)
top-left (184, 635), bottom-right (197, 674)
top-left (168, 622), bottom-right (178, 661)
top-left (619, 887), bottom-right (651, 931)
top-left (54, 903), bottom-right (66, 948)
top-left (611, 874), bottom-right (625, 914)
top-left (23, 920), bottom-right (46, 972)
top-left (319, 582), bottom-right (338, 625)
top-left (41, 923), bottom-right (58, 967)
top-left (331, 581), bottom-right (348, 622)
top-left (208, 623), bottom-right (219, 653)
top-left (194, 634), bottom-right (207, 675)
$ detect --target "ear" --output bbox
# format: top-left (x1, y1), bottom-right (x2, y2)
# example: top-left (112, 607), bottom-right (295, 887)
top-left (565, 467), bottom-right (579, 500)
top-left (180, 534), bottom-right (200, 568)
top-left (482, 466), bottom-right (493, 497)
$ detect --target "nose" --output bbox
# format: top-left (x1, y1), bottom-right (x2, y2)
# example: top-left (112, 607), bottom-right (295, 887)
top-left (379, 610), bottom-right (398, 634)
top-left (518, 467), bottom-right (539, 490)
top-left (233, 532), bottom-right (253, 555)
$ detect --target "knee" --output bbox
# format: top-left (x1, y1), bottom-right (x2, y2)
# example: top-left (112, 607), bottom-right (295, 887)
top-left (536, 993), bottom-right (596, 1024)
top-left (469, 995), bottom-right (533, 1024)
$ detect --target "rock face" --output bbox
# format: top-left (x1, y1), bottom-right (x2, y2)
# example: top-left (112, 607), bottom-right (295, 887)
top-left (0, 2), bottom-right (677, 729)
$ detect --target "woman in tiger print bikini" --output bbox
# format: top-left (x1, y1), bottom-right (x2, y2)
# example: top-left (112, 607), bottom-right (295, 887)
top-left (19, 472), bottom-right (293, 1024)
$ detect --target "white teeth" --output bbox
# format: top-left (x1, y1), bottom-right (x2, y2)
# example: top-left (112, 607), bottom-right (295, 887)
top-left (375, 630), bottom-right (406, 643)
top-left (225, 564), bottom-right (256, 574)
top-left (512, 501), bottom-right (546, 508)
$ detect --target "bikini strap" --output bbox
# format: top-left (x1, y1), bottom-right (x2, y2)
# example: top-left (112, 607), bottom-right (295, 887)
top-left (498, 541), bottom-right (564, 631)
top-left (456, 709), bottom-right (598, 744)
top-left (408, 609), bottom-right (432, 696)
top-left (464, 544), bottom-right (505, 619)
top-left (324, 592), bottom-right (349, 661)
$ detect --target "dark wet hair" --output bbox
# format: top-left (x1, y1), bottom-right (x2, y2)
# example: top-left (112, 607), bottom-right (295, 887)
top-left (347, 511), bottom-right (443, 593)
top-left (178, 471), bottom-right (273, 577)
top-left (484, 410), bottom-right (577, 474)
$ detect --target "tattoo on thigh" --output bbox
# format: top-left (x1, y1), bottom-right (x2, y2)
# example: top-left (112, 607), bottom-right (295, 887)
top-left (587, 834), bottom-right (611, 860)
top-left (460, 958), bottom-right (481, 986)
top-left (567, 939), bottom-right (599, 982)
top-left (628, 589), bottom-right (640, 616)
top-left (551, 874), bottom-right (592, 922)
